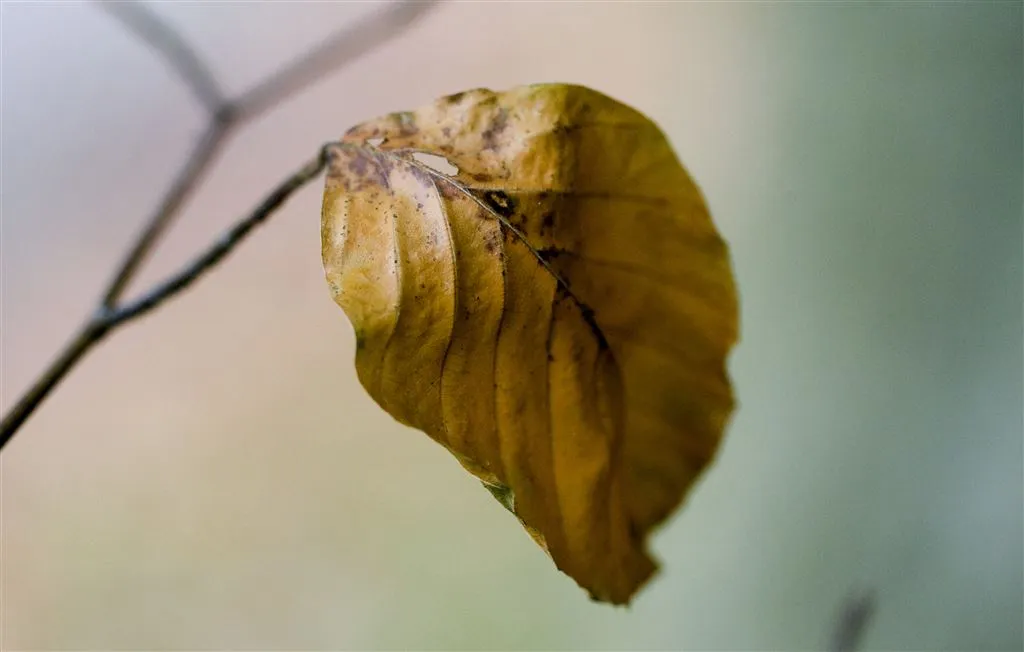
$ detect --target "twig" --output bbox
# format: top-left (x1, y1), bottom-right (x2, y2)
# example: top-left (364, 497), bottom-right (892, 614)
top-left (99, 116), bottom-right (233, 309)
top-left (104, 147), bottom-right (331, 331)
top-left (0, 148), bottom-right (330, 445)
top-left (94, 0), bottom-right (234, 309)
top-left (828, 589), bottom-right (877, 652)
top-left (96, 0), bottom-right (438, 309)
top-left (0, 1), bottom-right (438, 451)
top-left (235, 0), bottom-right (439, 123)
top-left (97, 0), bottom-right (225, 113)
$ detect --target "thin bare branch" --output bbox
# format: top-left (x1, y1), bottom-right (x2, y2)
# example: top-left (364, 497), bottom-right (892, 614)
top-left (235, 0), bottom-right (440, 121)
top-left (98, 0), bottom-right (437, 308)
top-left (96, 0), bottom-right (225, 113)
top-left (829, 589), bottom-right (877, 652)
top-left (0, 147), bottom-right (331, 449)
top-left (100, 116), bottom-right (233, 308)
top-left (0, 324), bottom-right (112, 448)
top-left (105, 146), bottom-right (331, 329)
top-left (0, 1), bottom-right (439, 452)
top-left (96, 0), bottom-right (235, 308)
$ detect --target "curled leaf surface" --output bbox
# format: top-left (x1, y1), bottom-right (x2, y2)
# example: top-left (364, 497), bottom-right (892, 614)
top-left (321, 83), bottom-right (739, 604)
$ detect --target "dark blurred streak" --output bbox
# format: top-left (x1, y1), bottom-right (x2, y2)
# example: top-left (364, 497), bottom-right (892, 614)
top-left (829, 589), bottom-right (877, 652)
top-left (95, 0), bottom-right (225, 113)
top-left (235, 0), bottom-right (441, 121)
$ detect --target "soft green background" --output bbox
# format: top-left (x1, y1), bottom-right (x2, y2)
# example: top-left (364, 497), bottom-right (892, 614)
top-left (2, 1), bottom-right (1021, 650)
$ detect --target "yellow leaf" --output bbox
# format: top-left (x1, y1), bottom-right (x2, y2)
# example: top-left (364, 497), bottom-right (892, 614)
top-left (321, 84), bottom-right (739, 605)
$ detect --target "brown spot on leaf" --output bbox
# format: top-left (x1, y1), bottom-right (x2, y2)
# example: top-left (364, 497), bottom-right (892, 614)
top-left (396, 111), bottom-right (418, 137)
top-left (331, 145), bottom-right (390, 191)
top-left (437, 177), bottom-right (460, 200)
top-left (347, 151), bottom-right (369, 177)
top-left (406, 161), bottom-right (433, 187)
top-left (541, 211), bottom-right (556, 234)
top-left (483, 229), bottom-right (502, 255)
top-left (444, 91), bottom-right (468, 104)
top-left (537, 246), bottom-right (565, 261)
top-left (481, 108), bottom-right (509, 151)
top-left (482, 190), bottom-right (516, 218)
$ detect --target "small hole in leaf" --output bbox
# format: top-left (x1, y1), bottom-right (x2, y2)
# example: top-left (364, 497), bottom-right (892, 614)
top-left (367, 137), bottom-right (384, 147)
top-left (412, 152), bottom-right (458, 176)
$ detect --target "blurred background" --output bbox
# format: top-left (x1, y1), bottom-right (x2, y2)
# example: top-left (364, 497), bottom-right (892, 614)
top-left (2, 1), bottom-right (1021, 650)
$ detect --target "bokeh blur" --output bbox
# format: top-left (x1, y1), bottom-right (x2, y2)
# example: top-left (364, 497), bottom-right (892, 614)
top-left (2, 1), bottom-right (1021, 650)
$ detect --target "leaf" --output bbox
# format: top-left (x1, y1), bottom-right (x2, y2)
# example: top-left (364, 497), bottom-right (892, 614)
top-left (320, 83), bottom-right (739, 605)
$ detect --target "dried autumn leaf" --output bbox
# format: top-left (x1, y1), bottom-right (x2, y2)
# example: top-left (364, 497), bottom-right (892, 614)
top-left (321, 83), bottom-right (739, 605)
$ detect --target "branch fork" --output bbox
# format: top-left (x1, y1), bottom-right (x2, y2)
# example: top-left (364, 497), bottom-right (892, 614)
top-left (0, 0), bottom-right (437, 450)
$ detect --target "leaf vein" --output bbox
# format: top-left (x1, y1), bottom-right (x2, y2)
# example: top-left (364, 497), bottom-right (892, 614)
top-left (402, 157), bottom-right (611, 351)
